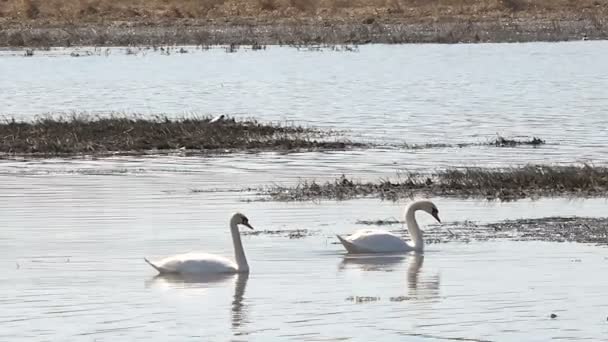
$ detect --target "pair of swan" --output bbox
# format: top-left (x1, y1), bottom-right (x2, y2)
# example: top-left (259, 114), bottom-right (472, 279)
top-left (144, 200), bottom-right (441, 275)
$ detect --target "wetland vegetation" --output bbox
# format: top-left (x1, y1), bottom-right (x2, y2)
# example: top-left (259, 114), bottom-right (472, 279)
top-left (1, 0), bottom-right (606, 47)
top-left (351, 216), bottom-right (608, 245)
top-left (0, 114), bottom-right (364, 156)
top-left (260, 164), bottom-right (608, 201)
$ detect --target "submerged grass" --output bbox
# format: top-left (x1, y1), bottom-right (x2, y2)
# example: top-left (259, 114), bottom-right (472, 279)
top-left (0, 114), bottom-right (364, 156)
top-left (261, 164), bottom-right (608, 201)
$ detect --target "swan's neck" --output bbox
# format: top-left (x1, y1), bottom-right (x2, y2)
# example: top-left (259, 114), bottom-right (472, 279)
top-left (405, 205), bottom-right (424, 251)
top-left (230, 220), bottom-right (249, 272)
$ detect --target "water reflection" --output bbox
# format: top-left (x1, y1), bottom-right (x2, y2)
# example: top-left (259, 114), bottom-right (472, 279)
top-left (231, 273), bottom-right (249, 329)
top-left (339, 254), bottom-right (406, 272)
top-left (146, 273), bottom-right (250, 330)
top-left (406, 254), bottom-right (440, 300)
top-left (339, 253), bottom-right (440, 300)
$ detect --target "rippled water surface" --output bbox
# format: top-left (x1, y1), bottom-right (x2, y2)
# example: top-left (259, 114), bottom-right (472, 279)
top-left (2, 42), bottom-right (608, 341)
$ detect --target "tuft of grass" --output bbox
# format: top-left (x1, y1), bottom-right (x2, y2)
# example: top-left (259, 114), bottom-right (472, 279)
top-left (289, 0), bottom-right (318, 12)
top-left (492, 135), bottom-right (545, 147)
top-left (20, 0), bottom-right (39, 19)
top-left (258, 0), bottom-right (279, 11)
top-left (261, 164), bottom-right (608, 201)
top-left (0, 114), bottom-right (365, 156)
top-left (500, 0), bottom-right (527, 12)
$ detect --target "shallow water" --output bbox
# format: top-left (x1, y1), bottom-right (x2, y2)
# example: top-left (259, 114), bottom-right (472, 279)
top-left (2, 181), bottom-right (608, 341)
top-left (2, 42), bottom-right (608, 169)
top-left (2, 42), bottom-right (608, 341)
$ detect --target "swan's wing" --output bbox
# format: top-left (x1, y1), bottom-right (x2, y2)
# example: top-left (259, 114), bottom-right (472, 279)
top-left (342, 229), bottom-right (409, 253)
top-left (147, 252), bottom-right (238, 274)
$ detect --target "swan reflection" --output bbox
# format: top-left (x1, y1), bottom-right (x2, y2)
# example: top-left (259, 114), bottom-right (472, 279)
top-left (146, 273), bottom-right (249, 329)
top-left (339, 254), bottom-right (406, 272)
top-left (339, 252), bottom-right (440, 300)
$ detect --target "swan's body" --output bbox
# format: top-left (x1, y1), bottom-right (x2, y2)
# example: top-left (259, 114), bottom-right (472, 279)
top-left (337, 230), bottom-right (411, 253)
top-left (145, 253), bottom-right (238, 274)
top-left (145, 213), bottom-right (253, 275)
top-left (337, 200), bottom-right (440, 254)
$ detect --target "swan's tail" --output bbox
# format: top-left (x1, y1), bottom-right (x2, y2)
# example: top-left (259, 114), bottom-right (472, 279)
top-left (336, 235), bottom-right (359, 254)
top-left (144, 258), bottom-right (165, 274)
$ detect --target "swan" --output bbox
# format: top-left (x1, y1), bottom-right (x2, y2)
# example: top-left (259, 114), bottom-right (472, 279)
top-left (336, 200), bottom-right (440, 254)
top-left (144, 213), bottom-right (254, 275)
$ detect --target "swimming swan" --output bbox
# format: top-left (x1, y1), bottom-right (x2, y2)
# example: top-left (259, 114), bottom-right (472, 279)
top-left (336, 200), bottom-right (440, 253)
top-left (144, 213), bottom-right (254, 274)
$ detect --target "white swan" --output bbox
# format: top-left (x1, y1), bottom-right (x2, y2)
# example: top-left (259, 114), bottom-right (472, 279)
top-left (144, 213), bottom-right (254, 275)
top-left (336, 200), bottom-right (440, 254)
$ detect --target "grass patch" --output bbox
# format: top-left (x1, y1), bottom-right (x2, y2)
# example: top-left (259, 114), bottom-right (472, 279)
top-left (0, 114), bottom-right (365, 156)
top-left (350, 217), bottom-right (608, 245)
top-left (1, 0), bottom-right (604, 23)
top-left (400, 135), bottom-right (545, 149)
top-left (491, 136), bottom-right (545, 147)
top-left (261, 164), bottom-right (608, 201)
top-left (1, 0), bottom-right (606, 46)
top-left (356, 218), bottom-right (402, 226)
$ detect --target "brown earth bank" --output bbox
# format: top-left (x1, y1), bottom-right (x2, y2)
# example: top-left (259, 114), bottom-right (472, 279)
top-left (0, 0), bottom-right (607, 46)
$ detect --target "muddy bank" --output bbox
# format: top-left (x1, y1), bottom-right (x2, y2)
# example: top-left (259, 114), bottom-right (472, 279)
top-left (0, 115), bottom-right (364, 156)
top-left (260, 165), bottom-right (608, 201)
top-left (1, 18), bottom-right (605, 47)
top-left (355, 216), bottom-right (608, 246)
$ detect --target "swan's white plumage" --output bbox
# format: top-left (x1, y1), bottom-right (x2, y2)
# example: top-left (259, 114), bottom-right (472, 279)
top-left (337, 200), bottom-right (441, 254)
top-left (145, 253), bottom-right (238, 274)
top-left (145, 212), bottom-right (253, 275)
top-left (337, 230), bottom-right (411, 253)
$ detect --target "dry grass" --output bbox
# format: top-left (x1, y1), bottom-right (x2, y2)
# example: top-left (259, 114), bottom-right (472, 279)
top-left (0, 114), bottom-right (364, 156)
top-left (1, 0), bottom-right (606, 46)
top-left (1, 0), bottom-right (606, 23)
top-left (261, 165), bottom-right (608, 201)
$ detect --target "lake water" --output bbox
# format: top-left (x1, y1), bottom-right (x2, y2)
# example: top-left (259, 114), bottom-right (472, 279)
top-left (1, 42), bottom-right (608, 341)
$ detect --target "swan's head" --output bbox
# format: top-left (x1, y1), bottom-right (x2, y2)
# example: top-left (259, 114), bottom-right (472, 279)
top-left (417, 201), bottom-right (441, 223)
top-left (232, 212), bottom-right (254, 229)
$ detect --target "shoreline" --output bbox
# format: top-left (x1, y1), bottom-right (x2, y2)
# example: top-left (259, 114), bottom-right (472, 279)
top-left (1, 17), bottom-right (605, 47)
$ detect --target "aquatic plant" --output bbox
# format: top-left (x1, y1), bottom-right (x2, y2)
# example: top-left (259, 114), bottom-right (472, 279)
top-left (351, 216), bottom-right (608, 245)
top-left (261, 164), bottom-right (608, 201)
top-left (0, 114), bottom-right (364, 156)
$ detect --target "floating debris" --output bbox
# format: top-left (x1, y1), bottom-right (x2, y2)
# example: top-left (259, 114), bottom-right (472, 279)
top-left (242, 228), bottom-right (317, 239)
top-left (389, 296), bottom-right (411, 302)
top-left (346, 296), bottom-right (380, 303)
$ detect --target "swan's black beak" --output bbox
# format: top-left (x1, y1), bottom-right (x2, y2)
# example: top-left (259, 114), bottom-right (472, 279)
top-left (243, 222), bottom-right (254, 230)
top-left (432, 211), bottom-right (441, 223)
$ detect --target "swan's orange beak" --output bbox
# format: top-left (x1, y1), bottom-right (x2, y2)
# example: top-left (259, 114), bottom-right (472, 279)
top-left (432, 212), bottom-right (441, 223)
top-left (243, 222), bottom-right (254, 230)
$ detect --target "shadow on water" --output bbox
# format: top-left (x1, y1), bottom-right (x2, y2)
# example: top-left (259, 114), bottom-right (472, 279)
top-left (146, 273), bottom-right (250, 329)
